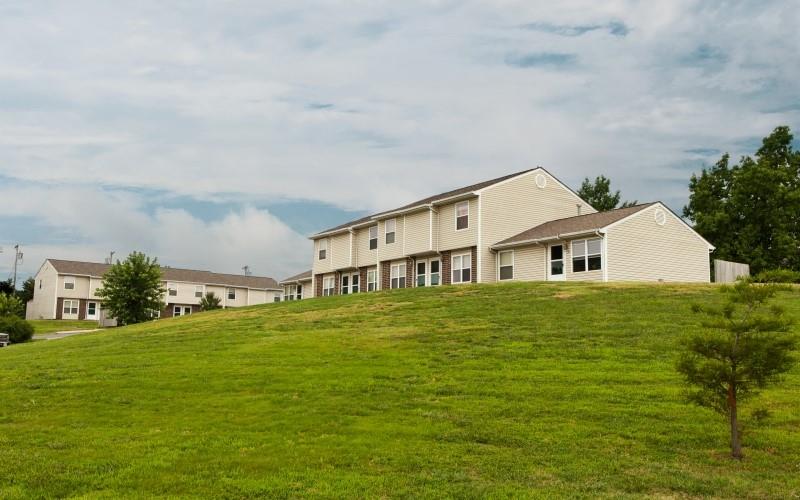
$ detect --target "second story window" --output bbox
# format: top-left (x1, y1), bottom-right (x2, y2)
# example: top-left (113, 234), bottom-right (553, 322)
top-left (385, 219), bottom-right (396, 244)
top-left (64, 276), bottom-right (75, 290)
top-left (369, 225), bottom-right (378, 250)
top-left (167, 283), bottom-right (177, 296)
top-left (456, 201), bottom-right (469, 230)
top-left (195, 285), bottom-right (203, 298)
top-left (227, 288), bottom-right (236, 300)
top-left (318, 239), bottom-right (328, 260)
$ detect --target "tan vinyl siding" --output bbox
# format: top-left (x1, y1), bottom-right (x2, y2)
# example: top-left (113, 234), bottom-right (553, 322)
top-left (26, 262), bottom-right (58, 320)
top-left (312, 238), bottom-right (333, 274)
top-left (379, 217), bottom-right (405, 261)
top-left (498, 246), bottom-right (546, 282)
top-left (480, 170), bottom-right (595, 282)
top-left (355, 226), bottom-right (378, 267)
top-left (606, 204), bottom-right (711, 282)
top-left (223, 286), bottom-right (248, 307)
top-left (59, 275), bottom-right (91, 299)
top-left (438, 198), bottom-right (478, 251)
top-left (404, 210), bottom-right (430, 255)
top-left (164, 281), bottom-right (205, 305)
top-left (431, 209), bottom-right (440, 251)
top-left (330, 233), bottom-right (351, 270)
top-left (206, 286), bottom-right (227, 304)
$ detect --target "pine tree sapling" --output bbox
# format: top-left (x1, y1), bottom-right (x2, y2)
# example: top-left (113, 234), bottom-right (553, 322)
top-left (199, 291), bottom-right (222, 311)
top-left (96, 252), bottom-right (165, 326)
top-left (677, 280), bottom-right (797, 459)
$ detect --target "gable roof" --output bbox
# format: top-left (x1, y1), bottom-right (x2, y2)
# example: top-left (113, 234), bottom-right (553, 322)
top-left (313, 168), bottom-right (539, 237)
top-left (492, 203), bottom-right (657, 248)
top-left (46, 259), bottom-right (280, 290)
top-left (279, 270), bottom-right (313, 284)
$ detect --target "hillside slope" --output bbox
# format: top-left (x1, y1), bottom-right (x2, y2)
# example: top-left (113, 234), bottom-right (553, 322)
top-left (1, 283), bottom-right (798, 498)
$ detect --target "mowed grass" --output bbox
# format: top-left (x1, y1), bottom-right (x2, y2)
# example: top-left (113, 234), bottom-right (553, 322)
top-left (28, 319), bottom-right (99, 334)
top-left (1, 283), bottom-right (798, 499)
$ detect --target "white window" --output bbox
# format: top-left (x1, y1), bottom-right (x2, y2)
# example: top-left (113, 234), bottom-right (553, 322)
top-left (430, 260), bottom-right (440, 286)
top-left (296, 284), bottom-right (303, 300)
top-left (390, 263), bottom-right (406, 289)
top-left (87, 302), bottom-right (97, 317)
top-left (167, 282), bottom-right (177, 296)
top-left (227, 288), bottom-right (236, 300)
top-left (39, 280), bottom-right (42, 289)
top-left (285, 285), bottom-right (297, 301)
top-left (572, 238), bottom-right (603, 273)
top-left (351, 273), bottom-right (359, 293)
top-left (385, 219), bottom-right (396, 244)
top-left (173, 305), bottom-right (182, 317)
top-left (273, 296), bottom-right (281, 303)
top-left (64, 276), bottom-right (75, 290)
top-left (417, 261), bottom-right (427, 287)
top-left (318, 239), bottom-right (328, 260)
top-left (452, 253), bottom-right (472, 284)
top-left (499, 250), bottom-right (514, 280)
top-left (173, 305), bottom-right (191, 317)
top-left (195, 285), bottom-right (203, 298)
top-left (323, 276), bottom-right (335, 296)
top-left (341, 274), bottom-right (350, 295)
top-left (62, 299), bottom-right (78, 316)
top-left (367, 269), bottom-right (377, 292)
top-left (455, 201), bottom-right (469, 230)
top-left (369, 225), bottom-right (378, 250)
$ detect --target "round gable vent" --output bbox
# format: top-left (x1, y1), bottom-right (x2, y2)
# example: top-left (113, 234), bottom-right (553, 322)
top-left (535, 173), bottom-right (548, 189)
top-left (654, 208), bottom-right (667, 226)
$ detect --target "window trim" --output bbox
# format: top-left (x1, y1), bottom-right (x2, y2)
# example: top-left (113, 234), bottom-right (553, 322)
top-left (367, 269), bottom-right (377, 292)
top-left (429, 259), bottom-right (441, 286)
top-left (62, 299), bottom-right (79, 316)
top-left (194, 285), bottom-right (204, 298)
top-left (498, 250), bottom-right (514, 281)
top-left (571, 238), bottom-right (603, 273)
top-left (451, 252), bottom-right (472, 284)
top-left (64, 276), bottom-right (75, 290)
top-left (322, 276), bottom-right (335, 296)
top-left (390, 263), bottom-right (406, 289)
top-left (227, 288), bottom-right (236, 300)
top-left (369, 225), bottom-right (378, 250)
top-left (385, 219), bottom-right (396, 245)
top-left (167, 282), bottom-right (178, 297)
top-left (455, 200), bottom-right (470, 231)
top-left (318, 239), bottom-right (328, 260)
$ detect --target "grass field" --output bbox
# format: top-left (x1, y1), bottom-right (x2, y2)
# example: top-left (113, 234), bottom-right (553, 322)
top-left (28, 319), bottom-right (99, 334)
top-left (1, 283), bottom-right (798, 498)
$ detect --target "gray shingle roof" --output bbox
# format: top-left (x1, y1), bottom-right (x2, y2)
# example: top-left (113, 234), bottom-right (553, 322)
top-left (492, 203), bottom-right (656, 248)
top-left (314, 168), bottom-right (538, 236)
top-left (47, 259), bottom-right (280, 289)
top-left (279, 270), bottom-right (312, 284)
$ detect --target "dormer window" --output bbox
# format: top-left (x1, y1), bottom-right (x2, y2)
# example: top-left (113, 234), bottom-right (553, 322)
top-left (456, 201), bottom-right (469, 230)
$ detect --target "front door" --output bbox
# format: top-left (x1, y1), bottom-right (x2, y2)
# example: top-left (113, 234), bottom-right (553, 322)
top-left (417, 261), bottom-right (427, 287)
top-left (86, 302), bottom-right (98, 320)
top-left (548, 244), bottom-right (566, 281)
top-left (415, 258), bottom-right (441, 287)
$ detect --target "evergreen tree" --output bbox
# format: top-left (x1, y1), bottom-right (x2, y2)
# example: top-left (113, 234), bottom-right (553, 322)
top-left (199, 292), bottom-right (222, 311)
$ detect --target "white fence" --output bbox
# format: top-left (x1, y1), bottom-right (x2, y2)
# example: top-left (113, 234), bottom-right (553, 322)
top-left (714, 259), bottom-right (750, 283)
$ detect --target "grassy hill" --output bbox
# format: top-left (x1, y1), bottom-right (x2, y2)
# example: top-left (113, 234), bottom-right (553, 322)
top-left (1, 283), bottom-right (798, 498)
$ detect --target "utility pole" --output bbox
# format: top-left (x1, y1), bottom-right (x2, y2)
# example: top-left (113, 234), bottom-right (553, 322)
top-left (105, 251), bottom-right (115, 265)
top-left (12, 244), bottom-right (22, 290)
top-left (242, 265), bottom-right (251, 277)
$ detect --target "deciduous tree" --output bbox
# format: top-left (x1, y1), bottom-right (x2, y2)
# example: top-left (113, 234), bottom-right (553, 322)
top-left (96, 252), bottom-right (165, 326)
top-left (577, 175), bottom-right (637, 212)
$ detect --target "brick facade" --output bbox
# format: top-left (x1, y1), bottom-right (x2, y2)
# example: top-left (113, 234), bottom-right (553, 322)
top-left (314, 274), bottom-right (323, 297)
top-left (380, 261), bottom-right (391, 290)
top-left (441, 250), bottom-right (452, 285)
top-left (471, 246), bottom-right (478, 283)
top-left (405, 257), bottom-right (414, 288)
top-left (359, 267), bottom-right (369, 292)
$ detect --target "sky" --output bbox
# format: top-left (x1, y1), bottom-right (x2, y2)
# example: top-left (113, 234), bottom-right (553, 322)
top-left (1, 0), bottom-right (799, 284)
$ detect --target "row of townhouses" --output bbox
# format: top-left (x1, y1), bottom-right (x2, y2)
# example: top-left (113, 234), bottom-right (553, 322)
top-left (280, 167), bottom-right (714, 299)
top-left (26, 259), bottom-right (282, 321)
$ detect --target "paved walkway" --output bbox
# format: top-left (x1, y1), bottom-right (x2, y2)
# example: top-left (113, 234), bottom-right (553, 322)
top-left (33, 329), bottom-right (101, 341)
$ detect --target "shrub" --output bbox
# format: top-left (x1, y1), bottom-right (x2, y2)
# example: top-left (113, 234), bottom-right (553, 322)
top-left (753, 269), bottom-right (800, 284)
top-left (0, 316), bottom-right (34, 343)
top-left (0, 294), bottom-right (24, 317)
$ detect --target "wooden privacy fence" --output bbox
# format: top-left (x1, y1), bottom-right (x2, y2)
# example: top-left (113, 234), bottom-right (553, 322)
top-left (714, 259), bottom-right (750, 283)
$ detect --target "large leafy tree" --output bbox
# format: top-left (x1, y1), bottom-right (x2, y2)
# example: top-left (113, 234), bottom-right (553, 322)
top-left (577, 175), bottom-right (637, 212)
top-left (684, 126), bottom-right (800, 272)
top-left (0, 293), bottom-right (24, 317)
top-left (0, 279), bottom-right (13, 296)
top-left (96, 252), bottom-right (165, 326)
top-left (678, 280), bottom-right (796, 459)
top-left (16, 277), bottom-right (35, 308)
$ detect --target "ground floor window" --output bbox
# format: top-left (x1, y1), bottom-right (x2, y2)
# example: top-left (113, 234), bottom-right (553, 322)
top-left (452, 253), bottom-right (471, 283)
top-left (498, 250), bottom-right (514, 280)
top-left (285, 285), bottom-right (297, 301)
top-left (416, 259), bottom-right (441, 287)
top-left (322, 277), bottom-right (335, 296)
top-left (173, 305), bottom-right (192, 317)
top-left (296, 284), bottom-right (303, 299)
top-left (572, 238), bottom-right (602, 272)
top-left (390, 263), bottom-right (406, 289)
top-left (63, 299), bottom-right (79, 316)
top-left (341, 273), bottom-right (360, 294)
top-left (87, 301), bottom-right (97, 317)
top-left (367, 269), bottom-right (377, 291)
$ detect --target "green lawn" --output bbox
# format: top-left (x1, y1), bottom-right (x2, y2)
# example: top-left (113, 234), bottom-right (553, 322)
top-left (28, 319), bottom-right (99, 334)
top-left (1, 283), bottom-right (798, 498)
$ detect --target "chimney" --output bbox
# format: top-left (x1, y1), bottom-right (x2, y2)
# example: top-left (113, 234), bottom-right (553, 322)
top-left (577, 204), bottom-right (582, 216)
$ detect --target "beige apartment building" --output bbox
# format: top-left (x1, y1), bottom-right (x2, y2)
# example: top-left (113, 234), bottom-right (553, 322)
top-left (279, 270), bottom-right (312, 301)
top-left (26, 259), bottom-right (282, 321)
top-left (308, 168), bottom-right (714, 296)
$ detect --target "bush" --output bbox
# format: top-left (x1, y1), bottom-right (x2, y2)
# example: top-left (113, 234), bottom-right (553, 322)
top-left (0, 294), bottom-right (23, 317)
top-left (752, 269), bottom-right (800, 284)
top-left (0, 316), bottom-right (34, 343)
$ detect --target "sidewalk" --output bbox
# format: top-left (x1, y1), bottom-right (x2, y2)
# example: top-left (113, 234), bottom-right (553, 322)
top-left (34, 329), bottom-right (101, 341)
